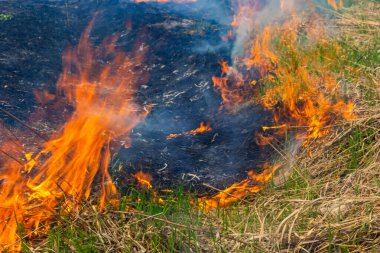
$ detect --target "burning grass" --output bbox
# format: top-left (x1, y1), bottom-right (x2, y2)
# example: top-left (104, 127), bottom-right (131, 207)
top-left (0, 18), bottom-right (149, 251)
top-left (166, 121), bottom-right (213, 139)
top-left (0, 1), bottom-right (380, 252)
top-left (14, 1), bottom-right (379, 252)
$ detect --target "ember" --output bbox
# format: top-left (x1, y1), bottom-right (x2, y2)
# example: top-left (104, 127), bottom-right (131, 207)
top-left (167, 121), bottom-right (212, 139)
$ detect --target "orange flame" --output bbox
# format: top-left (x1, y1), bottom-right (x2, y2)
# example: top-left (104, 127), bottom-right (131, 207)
top-left (199, 163), bottom-right (280, 210)
top-left (326, 0), bottom-right (344, 10)
top-left (201, 0), bottom-right (353, 210)
top-left (133, 171), bottom-right (153, 189)
top-left (214, 1), bottom-right (354, 144)
top-left (167, 121), bottom-right (212, 139)
top-left (132, 172), bottom-right (166, 205)
top-left (0, 19), bottom-right (148, 251)
top-left (253, 24), bottom-right (354, 144)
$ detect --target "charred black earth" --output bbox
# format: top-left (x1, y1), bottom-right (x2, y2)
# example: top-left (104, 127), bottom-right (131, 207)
top-left (0, 0), bottom-right (271, 192)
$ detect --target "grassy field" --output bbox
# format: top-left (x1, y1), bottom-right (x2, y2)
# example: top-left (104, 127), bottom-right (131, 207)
top-left (20, 1), bottom-right (379, 252)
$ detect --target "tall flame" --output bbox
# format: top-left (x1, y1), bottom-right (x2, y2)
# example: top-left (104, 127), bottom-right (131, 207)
top-left (0, 19), bottom-right (148, 251)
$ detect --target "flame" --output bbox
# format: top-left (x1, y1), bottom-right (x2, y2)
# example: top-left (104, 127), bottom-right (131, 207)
top-left (133, 171), bottom-right (153, 189)
top-left (230, 0), bottom-right (259, 29)
top-left (132, 172), bottom-right (166, 205)
top-left (252, 23), bottom-right (354, 144)
top-left (326, 0), bottom-right (344, 10)
top-left (212, 61), bottom-right (256, 111)
top-left (201, 0), bottom-right (354, 209)
top-left (214, 1), bottom-right (354, 144)
top-left (167, 121), bottom-right (212, 139)
top-left (199, 163), bottom-right (280, 210)
top-left (0, 19), bottom-right (148, 251)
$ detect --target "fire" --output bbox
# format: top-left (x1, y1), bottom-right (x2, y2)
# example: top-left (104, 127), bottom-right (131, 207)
top-left (212, 60), bottom-right (256, 111)
top-left (0, 19), bottom-right (148, 251)
top-left (214, 0), bottom-right (354, 144)
top-left (201, 0), bottom-right (354, 209)
top-left (326, 0), bottom-right (344, 10)
top-left (133, 171), bottom-right (153, 189)
top-left (199, 164), bottom-right (280, 210)
top-left (132, 172), bottom-right (166, 205)
top-left (167, 121), bottom-right (212, 139)
top-left (0, 2), bottom-right (353, 247)
top-left (230, 0), bottom-right (259, 29)
top-left (252, 23), bottom-right (354, 144)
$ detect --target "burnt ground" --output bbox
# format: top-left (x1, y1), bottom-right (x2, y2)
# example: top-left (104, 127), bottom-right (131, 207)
top-left (0, 0), bottom-right (272, 192)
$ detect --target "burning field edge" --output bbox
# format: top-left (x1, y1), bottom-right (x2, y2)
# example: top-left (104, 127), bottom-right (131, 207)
top-left (14, 1), bottom-right (379, 252)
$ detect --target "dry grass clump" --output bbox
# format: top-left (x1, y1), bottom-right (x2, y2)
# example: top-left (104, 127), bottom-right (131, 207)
top-left (337, 1), bottom-right (379, 47)
top-left (195, 85), bottom-right (380, 252)
top-left (221, 107), bottom-right (380, 252)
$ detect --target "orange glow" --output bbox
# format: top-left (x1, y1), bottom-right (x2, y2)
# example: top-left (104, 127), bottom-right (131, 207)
top-left (167, 121), bottom-right (212, 139)
top-left (0, 19), bottom-right (148, 251)
top-left (133, 171), bottom-right (153, 189)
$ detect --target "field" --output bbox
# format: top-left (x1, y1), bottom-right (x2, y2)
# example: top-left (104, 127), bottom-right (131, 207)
top-left (1, 0), bottom-right (379, 252)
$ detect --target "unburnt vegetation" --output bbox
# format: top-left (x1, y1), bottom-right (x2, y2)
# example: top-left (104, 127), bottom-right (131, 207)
top-left (13, 1), bottom-right (380, 252)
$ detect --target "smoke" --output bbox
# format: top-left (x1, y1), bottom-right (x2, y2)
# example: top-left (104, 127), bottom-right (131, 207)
top-left (229, 0), bottom-right (300, 61)
top-left (230, 0), bottom-right (339, 61)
